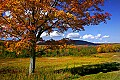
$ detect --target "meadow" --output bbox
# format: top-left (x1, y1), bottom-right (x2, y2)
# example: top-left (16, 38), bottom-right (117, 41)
top-left (0, 41), bottom-right (120, 80)
top-left (0, 52), bottom-right (120, 80)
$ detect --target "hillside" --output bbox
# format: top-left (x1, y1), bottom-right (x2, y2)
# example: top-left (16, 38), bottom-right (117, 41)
top-left (71, 40), bottom-right (99, 45)
top-left (37, 39), bottom-right (99, 46)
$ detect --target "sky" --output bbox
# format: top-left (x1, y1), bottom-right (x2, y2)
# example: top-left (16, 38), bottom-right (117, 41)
top-left (41, 0), bottom-right (120, 43)
top-left (2, 0), bottom-right (120, 43)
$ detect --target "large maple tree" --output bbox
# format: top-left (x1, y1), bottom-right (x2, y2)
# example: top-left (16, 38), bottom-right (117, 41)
top-left (0, 0), bottom-right (111, 74)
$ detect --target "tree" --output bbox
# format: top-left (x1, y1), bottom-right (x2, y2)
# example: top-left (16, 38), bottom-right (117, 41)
top-left (0, 0), bottom-right (111, 74)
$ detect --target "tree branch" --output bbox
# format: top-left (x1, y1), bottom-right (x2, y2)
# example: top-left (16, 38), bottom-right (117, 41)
top-left (36, 19), bottom-right (59, 41)
top-left (3, 31), bottom-right (20, 40)
top-left (2, 17), bottom-right (10, 24)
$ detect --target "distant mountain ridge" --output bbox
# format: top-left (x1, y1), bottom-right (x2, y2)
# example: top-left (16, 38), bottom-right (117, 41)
top-left (37, 39), bottom-right (99, 46)
top-left (70, 40), bottom-right (99, 46)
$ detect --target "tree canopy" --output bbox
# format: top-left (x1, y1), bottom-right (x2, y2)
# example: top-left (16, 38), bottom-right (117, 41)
top-left (0, 0), bottom-right (111, 42)
top-left (0, 0), bottom-right (111, 74)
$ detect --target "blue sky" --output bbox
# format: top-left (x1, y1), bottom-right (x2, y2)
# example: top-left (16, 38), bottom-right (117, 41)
top-left (42, 0), bottom-right (120, 43)
top-left (2, 0), bottom-right (120, 43)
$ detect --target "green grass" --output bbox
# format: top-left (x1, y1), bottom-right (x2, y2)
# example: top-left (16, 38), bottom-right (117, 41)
top-left (76, 71), bottom-right (120, 80)
top-left (0, 52), bottom-right (120, 80)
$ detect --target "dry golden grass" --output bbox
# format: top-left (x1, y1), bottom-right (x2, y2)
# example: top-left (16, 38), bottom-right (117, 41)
top-left (0, 52), bottom-right (120, 80)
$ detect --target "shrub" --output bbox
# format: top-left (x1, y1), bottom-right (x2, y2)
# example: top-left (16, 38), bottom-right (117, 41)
top-left (112, 44), bottom-right (120, 52)
top-left (0, 50), bottom-right (17, 58)
top-left (97, 44), bottom-right (120, 53)
top-left (79, 46), bottom-right (97, 56)
top-left (17, 50), bottom-right (30, 58)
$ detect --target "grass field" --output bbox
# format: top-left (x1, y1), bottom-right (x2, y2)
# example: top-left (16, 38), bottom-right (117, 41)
top-left (0, 52), bottom-right (120, 80)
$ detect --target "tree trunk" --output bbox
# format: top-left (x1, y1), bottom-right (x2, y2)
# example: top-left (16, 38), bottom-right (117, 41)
top-left (29, 42), bottom-right (36, 74)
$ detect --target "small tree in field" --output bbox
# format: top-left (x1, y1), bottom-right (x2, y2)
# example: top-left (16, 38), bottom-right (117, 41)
top-left (0, 0), bottom-right (111, 74)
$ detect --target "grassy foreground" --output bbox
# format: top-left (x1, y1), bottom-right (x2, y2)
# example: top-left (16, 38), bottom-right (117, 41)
top-left (0, 52), bottom-right (120, 80)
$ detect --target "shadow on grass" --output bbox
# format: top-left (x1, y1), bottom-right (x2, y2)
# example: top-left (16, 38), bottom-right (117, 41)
top-left (1, 62), bottom-right (120, 76)
top-left (0, 67), bottom-right (25, 74)
top-left (54, 62), bottom-right (120, 76)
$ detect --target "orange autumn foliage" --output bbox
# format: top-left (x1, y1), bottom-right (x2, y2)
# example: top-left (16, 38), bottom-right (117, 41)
top-left (0, 0), bottom-right (111, 73)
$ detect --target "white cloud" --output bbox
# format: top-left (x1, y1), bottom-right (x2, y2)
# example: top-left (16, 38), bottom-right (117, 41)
top-left (40, 32), bottom-right (110, 41)
top-left (80, 36), bottom-right (82, 39)
top-left (40, 31), bottom-right (64, 38)
top-left (5, 11), bottom-right (10, 16)
top-left (40, 31), bottom-right (65, 41)
top-left (102, 35), bottom-right (109, 38)
top-left (40, 32), bottom-right (48, 37)
top-left (93, 41), bottom-right (110, 43)
top-left (50, 31), bottom-right (63, 37)
top-left (95, 34), bottom-right (102, 39)
top-left (66, 33), bottom-right (80, 38)
top-left (82, 34), bottom-right (109, 40)
top-left (82, 34), bottom-right (94, 39)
